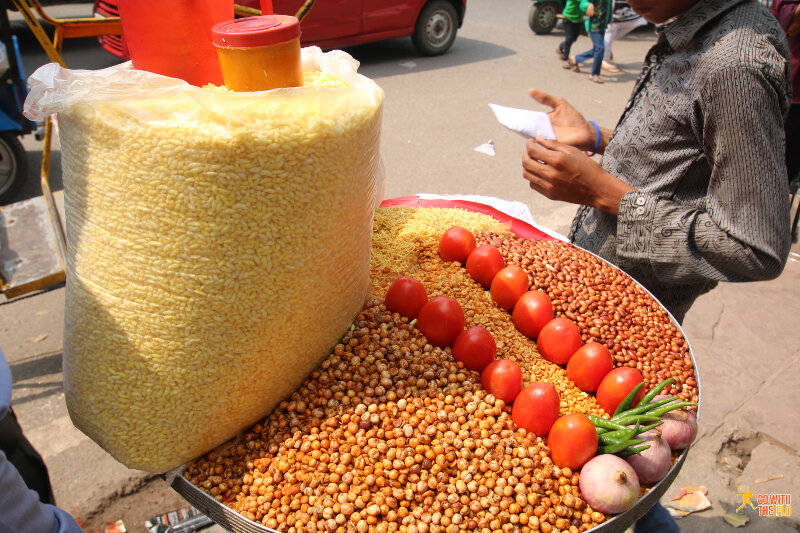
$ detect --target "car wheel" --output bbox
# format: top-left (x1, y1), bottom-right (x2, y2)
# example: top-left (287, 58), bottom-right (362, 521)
top-left (0, 132), bottom-right (27, 205)
top-left (412, 0), bottom-right (458, 56)
top-left (529, 2), bottom-right (560, 35)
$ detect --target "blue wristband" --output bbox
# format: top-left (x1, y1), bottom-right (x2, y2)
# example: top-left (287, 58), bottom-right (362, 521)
top-left (588, 120), bottom-right (601, 156)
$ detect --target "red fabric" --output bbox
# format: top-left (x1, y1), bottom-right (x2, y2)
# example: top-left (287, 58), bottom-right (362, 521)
top-left (773, 0), bottom-right (800, 104)
top-left (378, 196), bottom-right (558, 241)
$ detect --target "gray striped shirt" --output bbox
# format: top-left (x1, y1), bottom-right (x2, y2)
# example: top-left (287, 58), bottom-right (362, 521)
top-left (570, 0), bottom-right (792, 321)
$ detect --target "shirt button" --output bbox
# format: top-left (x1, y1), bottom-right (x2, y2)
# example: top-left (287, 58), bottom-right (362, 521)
top-left (649, 54), bottom-right (658, 62)
top-left (635, 196), bottom-right (646, 206)
top-left (635, 206), bottom-right (645, 215)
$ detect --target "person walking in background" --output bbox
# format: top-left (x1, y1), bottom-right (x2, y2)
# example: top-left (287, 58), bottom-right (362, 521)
top-left (602, 0), bottom-right (648, 73)
top-left (572, 0), bottom-right (613, 83)
top-left (772, 0), bottom-right (800, 186)
top-left (556, 0), bottom-right (587, 71)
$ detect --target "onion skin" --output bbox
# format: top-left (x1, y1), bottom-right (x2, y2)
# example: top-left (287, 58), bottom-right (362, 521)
top-left (579, 454), bottom-right (640, 514)
top-left (661, 409), bottom-right (698, 450)
top-left (625, 429), bottom-right (672, 485)
top-left (653, 395), bottom-right (698, 450)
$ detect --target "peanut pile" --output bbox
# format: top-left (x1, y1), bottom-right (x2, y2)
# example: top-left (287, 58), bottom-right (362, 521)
top-left (480, 234), bottom-right (698, 403)
top-left (184, 301), bottom-right (608, 532)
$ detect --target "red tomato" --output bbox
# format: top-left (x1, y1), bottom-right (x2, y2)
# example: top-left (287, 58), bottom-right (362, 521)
top-left (596, 367), bottom-right (646, 414)
top-left (547, 414), bottom-right (598, 469)
top-left (536, 317), bottom-right (582, 365)
top-left (465, 245), bottom-right (506, 288)
top-left (511, 382), bottom-right (560, 437)
top-left (566, 342), bottom-right (614, 393)
top-left (416, 296), bottom-right (465, 348)
top-left (438, 226), bottom-right (477, 263)
top-left (480, 359), bottom-right (523, 404)
top-left (384, 276), bottom-right (428, 319)
top-left (512, 290), bottom-right (554, 339)
top-left (452, 326), bottom-right (497, 372)
top-left (489, 266), bottom-right (529, 310)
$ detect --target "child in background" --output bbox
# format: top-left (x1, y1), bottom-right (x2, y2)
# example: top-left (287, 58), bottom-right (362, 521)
top-left (556, 0), bottom-right (586, 71)
top-left (602, 0), bottom-right (648, 72)
top-left (572, 0), bottom-right (613, 83)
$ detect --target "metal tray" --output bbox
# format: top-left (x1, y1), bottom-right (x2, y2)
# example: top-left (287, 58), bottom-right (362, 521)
top-left (169, 198), bottom-right (702, 533)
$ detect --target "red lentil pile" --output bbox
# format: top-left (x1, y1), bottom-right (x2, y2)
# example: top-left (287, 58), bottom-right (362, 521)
top-left (184, 301), bottom-right (608, 532)
top-left (478, 234), bottom-right (698, 403)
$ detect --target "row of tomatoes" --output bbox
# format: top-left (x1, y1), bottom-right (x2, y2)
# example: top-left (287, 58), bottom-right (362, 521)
top-left (384, 226), bottom-right (649, 469)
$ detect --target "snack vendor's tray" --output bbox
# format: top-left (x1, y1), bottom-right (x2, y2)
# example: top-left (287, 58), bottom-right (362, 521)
top-left (169, 197), bottom-right (701, 533)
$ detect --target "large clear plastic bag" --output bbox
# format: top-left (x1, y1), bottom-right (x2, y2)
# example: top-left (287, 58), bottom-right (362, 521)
top-left (25, 47), bottom-right (384, 472)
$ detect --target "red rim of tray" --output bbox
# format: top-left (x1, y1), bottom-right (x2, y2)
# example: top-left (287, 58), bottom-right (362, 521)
top-left (379, 196), bottom-right (558, 241)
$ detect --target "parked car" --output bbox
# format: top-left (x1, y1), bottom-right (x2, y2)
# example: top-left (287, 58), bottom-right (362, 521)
top-left (93, 0), bottom-right (466, 59)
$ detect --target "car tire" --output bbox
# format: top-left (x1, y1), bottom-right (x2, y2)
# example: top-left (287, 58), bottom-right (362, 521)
top-left (412, 0), bottom-right (458, 56)
top-left (529, 2), bottom-right (560, 35)
top-left (0, 132), bottom-right (27, 205)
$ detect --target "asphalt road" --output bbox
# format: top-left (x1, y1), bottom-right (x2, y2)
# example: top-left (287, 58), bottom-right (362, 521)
top-left (3, 2), bottom-right (798, 533)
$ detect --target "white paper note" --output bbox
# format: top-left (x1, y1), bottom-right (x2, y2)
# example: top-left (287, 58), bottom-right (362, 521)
top-left (489, 103), bottom-right (556, 140)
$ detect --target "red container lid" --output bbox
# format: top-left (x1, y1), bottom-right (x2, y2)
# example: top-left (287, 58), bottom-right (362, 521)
top-left (212, 15), bottom-right (300, 48)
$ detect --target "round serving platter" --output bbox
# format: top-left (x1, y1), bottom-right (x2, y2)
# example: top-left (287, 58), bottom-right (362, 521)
top-left (169, 197), bottom-right (701, 533)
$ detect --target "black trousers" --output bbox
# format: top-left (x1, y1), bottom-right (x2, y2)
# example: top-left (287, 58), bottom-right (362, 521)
top-left (559, 20), bottom-right (583, 60)
top-left (0, 407), bottom-right (56, 505)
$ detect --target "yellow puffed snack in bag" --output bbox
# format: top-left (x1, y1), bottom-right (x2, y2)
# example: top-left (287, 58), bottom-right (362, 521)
top-left (23, 47), bottom-right (384, 472)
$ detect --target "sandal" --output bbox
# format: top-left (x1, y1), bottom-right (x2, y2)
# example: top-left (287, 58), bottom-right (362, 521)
top-left (562, 60), bottom-right (572, 70)
top-left (568, 57), bottom-right (581, 73)
top-left (556, 45), bottom-right (564, 58)
top-left (589, 75), bottom-right (604, 84)
top-left (602, 60), bottom-right (620, 73)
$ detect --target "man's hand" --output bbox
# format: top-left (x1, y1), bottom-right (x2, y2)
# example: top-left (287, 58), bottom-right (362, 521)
top-left (585, 3), bottom-right (595, 17)
top-left (528, 89), bottom-right (599, 152)
top-left (522, 137), bottom-right (634, 215)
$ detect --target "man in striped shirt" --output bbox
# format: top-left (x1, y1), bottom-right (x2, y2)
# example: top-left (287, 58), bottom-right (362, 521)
top-left (522, 0), bottom-right (792, 326)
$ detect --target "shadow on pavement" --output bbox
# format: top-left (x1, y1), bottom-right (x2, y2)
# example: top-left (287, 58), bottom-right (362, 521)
top-left (341, 36), bottom-right (516, 79)
top-left (8, 350), bottom-right (65, 406)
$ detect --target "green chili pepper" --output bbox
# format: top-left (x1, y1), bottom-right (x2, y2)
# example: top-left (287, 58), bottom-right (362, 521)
top-left (617, 444), bottom-right (652, 457)
top-left (589, 415), bottom-right (629, 432)
top-left (598, 429), bottom-right (629, 445)
top-left (613, 414), bottom-right (662, 426)
top-left (647, 401), bottom-right (697, 417)
top-left (597, 437), bottom-right (646, 455)
top-left (613, 381), bottom-right (646, 416)
top-left (639, 377), bottom-right (676, 405)
top-left (597, 421), bottom-right (663, 445)
top-left (637, 421), bottom-right (663, 434)
top-left (602, 421), bottom-right (640, 447)
top-left (610, 397), bottom-right (677, 421)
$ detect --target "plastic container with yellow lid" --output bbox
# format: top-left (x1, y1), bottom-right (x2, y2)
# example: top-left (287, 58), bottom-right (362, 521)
top-left (211, 15), bottom-right (303, 92)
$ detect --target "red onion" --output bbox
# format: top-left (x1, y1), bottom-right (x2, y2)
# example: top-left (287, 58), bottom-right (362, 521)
top-left (625, 429), bottom-right (672, 485)
top-left (653, 395), bottom-right (698, 450)
top-left (661, 408), bottom-right (698, 450)
top-left (579, 454), bottom-right (640, 514)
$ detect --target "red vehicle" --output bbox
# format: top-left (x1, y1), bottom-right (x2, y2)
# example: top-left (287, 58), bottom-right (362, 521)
top-left (93, 0), bottom-right (467, 58)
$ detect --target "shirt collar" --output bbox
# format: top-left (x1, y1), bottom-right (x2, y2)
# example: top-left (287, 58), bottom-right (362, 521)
top-left (656, 0), bottom-right (748, 51)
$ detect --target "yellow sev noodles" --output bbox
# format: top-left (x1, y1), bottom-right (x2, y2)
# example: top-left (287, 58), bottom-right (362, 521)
top-left (370, 206), bottom-right (510, 292)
